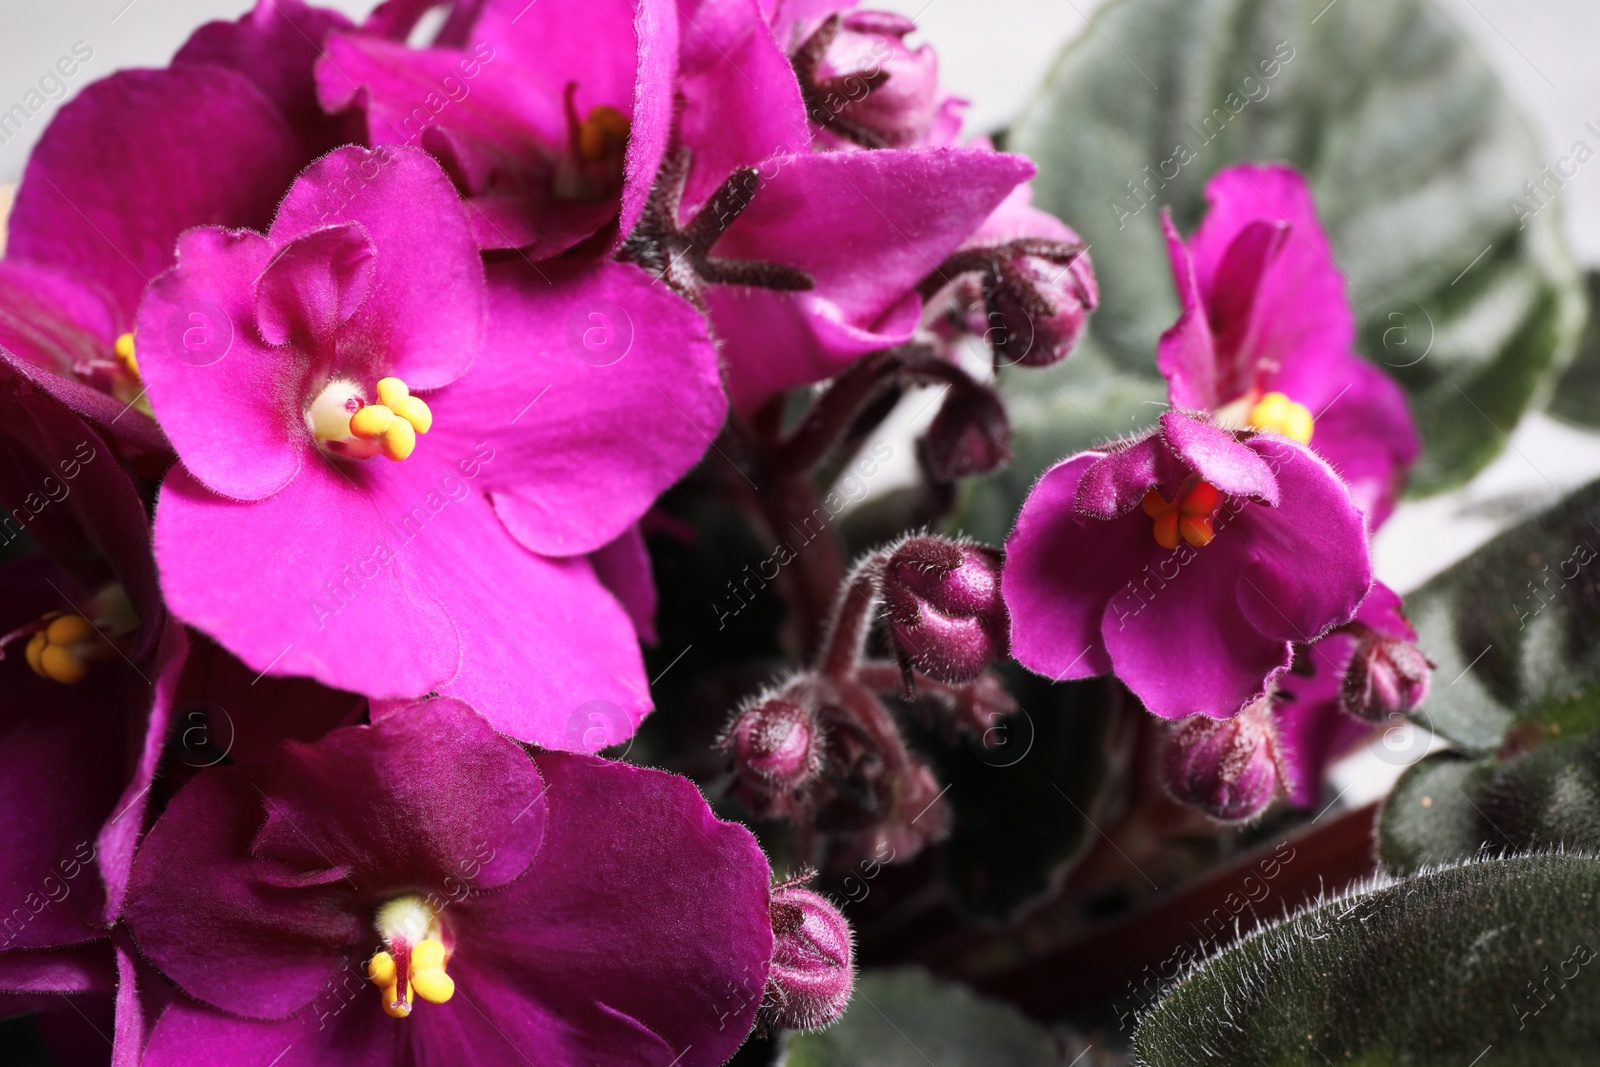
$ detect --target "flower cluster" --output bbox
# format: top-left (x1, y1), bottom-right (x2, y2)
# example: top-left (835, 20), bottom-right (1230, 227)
top-left (0, 0), bottom-right (1436, 1057)
top-left (0, 0), bottom-right (1083, 1058)
top-left (1005, 163), bottom-right (1429, 822)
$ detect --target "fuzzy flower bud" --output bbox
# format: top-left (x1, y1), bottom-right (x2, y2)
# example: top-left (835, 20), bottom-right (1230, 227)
top-left (718, 698), bottom-right (823, 817)
top-left (922, 383), bottom-right (1013, 481)
top-left (989, 247), bottom-right (1098, 368)
top-left (1341, 634), bottom-right (1432, 722)
top-left (815, 12), bottom-right (941, 147)
top-left (882, 537), bottom-right (1007, 686)
top-left (761, 881), bottom-right (855, 1032)
top-left (1161, 698), bottom-right (1284, 823)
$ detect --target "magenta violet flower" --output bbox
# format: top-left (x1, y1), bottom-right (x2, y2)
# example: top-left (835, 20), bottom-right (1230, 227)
top-left (316, 0), bottom-right (678, 257)
top-left (123, 696), bottom-right (775, 1067)
top-left (1272, 581), bottom-right (1420, 807)
top-left (139, 145), bottom-right (724, 749)
top-left (1003, 411), bottom-right (1372, 720)
top-left (0, 0), bottom-right (349, 444)
top-left (1158, 162), bottom-right (1419, 527)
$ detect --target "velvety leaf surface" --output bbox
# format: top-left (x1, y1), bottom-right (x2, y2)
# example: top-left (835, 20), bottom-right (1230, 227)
top-left (1134, 853), bottom-right (1600, 1066)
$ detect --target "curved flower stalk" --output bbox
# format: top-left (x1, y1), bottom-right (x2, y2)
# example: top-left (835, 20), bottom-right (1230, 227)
top-left (718, 534), bottom-right (1015, 867)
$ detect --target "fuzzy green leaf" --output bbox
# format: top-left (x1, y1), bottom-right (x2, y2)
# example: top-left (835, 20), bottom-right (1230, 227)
top-left (779, 969), bottom-right (1060, 1067)
top-left (1134, 853), bottom-right (1600, 1066)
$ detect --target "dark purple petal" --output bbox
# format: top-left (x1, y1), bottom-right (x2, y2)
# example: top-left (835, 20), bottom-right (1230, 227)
top-left (0, 942), bottom-right (114, 995)
top-left (123, 769), bottom-right (363, 1019)
top-left (255, 698), bottom-right (545, 893)
top-left (8, 67), bottom-right (302, 321)
top-left (438, 753), bottom-right (772, 1067)
top-left (141, 996), bottom-right (391, 1066)
top-left (95, 623), bottom-right (187, 925)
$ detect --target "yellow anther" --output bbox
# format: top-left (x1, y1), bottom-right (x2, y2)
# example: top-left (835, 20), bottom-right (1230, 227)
top-left (368, 951), bottom-right (397, 986)
top-left (46, 614), bottom-right (95, 646)
top-left (349, 405), bottom-right (394, 439)
top-left (375, 377), bottom-right (410, 410)
top-left (393, 395), bottom-right (432, 434)
top-left (114, 332), bottom-right (139, 377)
top-left (579, 105), bottom-right (630, 164)
top-left (1248, 391), bottom-right (1313, 444)
top-left (412, 939), bottom-right (447, 970)
top-left (344, 379), bottom-right (429, 462)
top-left (412, 968), bottom-right (455, 1004)
top-left (380, 417), bottom-right (416, 461)
top-left (22, 613), bottom-right (101, 684)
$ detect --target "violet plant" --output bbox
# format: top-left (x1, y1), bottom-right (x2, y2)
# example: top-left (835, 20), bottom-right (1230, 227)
top-left (0, 0), bottom-right (1596, 1064)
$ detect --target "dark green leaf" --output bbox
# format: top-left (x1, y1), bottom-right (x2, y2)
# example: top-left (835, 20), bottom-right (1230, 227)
top-left (1548, 273), bottom-right (1600, 429)
top-left (1134, 853), bottom-right (1600, 1066)
top-left (778, 969), bottom-right (1060, 1067)
top-left (1004, 0), bottom-right (1584, 500)
top-left (1403, 478), bottom-right (1600, 753)
top-left (1381, 738), bottom-right (1600, 875)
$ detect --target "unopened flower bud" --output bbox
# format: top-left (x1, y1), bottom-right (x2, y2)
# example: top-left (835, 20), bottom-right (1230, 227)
top-left (882, 537), bottom-right (1007, 686)
top-left (1161, 699), bottom-right (1283, 823)
top-left (815, 12), bottom-right (940, 147)
top-left (761, 881), bottom-right (854, 1032)
top-left (1341, 635), bottom-right (1432, 722)
top-left (989, 247), bottom-right (1098, 368)
top-left (718, 699), bottom-right (823, 817)
top-left (922, 384), bottom-right (1012, 481)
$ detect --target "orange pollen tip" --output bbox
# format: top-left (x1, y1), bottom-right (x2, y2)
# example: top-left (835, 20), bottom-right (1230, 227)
top-left (1179, 514), bottom-right (1215, 547)
top-left (1145, 480), bottom-right (1223, 549)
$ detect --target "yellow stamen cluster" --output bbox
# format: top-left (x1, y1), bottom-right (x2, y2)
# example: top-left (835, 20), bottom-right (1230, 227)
top-left (349, 377), bottom-right (432, 462)
top-left (1247, 391), bottom-right (1313, 444)
top-left (1142, 481), bottom-right (1223, 550)
top-left (368, 937), bottom-right (455, 1018)
top-left (24, 613), bottom-right (103, 684)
